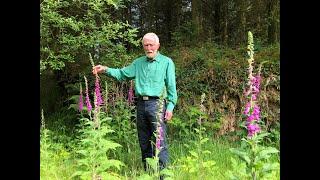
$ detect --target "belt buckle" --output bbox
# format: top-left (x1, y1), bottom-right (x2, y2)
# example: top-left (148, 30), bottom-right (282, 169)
top-left (142, 96), bottom-right (149, 100)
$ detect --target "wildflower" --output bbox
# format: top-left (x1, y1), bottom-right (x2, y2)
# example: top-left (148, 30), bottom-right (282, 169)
top-left (79, 83), bottom-right (84, 112)
top-left (84, 76), bottom-right (92, 112)
top-left (252, 105), bottom-right (260, 117)
top-left (243, 31), bottom-right (262, 138)
top-left (128, 80), bottom-right (134, 105)
top-left (94, 75), bottom-right (103, 107)
top-left (156, 124), bottom-right (163, 150)
top-left (252, 94), bottom-right (257, 100)
top-left (244, 102), bottom-right (251, 115)
top-left (247, 115), bottom-right (255, 122)
top-left (247, 123), bottom-right (261, 137)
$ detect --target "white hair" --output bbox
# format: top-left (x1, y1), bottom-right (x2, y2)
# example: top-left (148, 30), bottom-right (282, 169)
top-left (142, 32), bottom-right (159, 44)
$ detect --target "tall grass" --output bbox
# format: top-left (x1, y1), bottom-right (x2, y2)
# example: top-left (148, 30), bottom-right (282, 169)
top-left (41, 118), bottom-right (279, 180)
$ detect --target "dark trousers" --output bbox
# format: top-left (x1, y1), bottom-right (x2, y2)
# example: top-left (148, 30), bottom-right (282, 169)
top-left (136, 98), bottom-right (169, 171)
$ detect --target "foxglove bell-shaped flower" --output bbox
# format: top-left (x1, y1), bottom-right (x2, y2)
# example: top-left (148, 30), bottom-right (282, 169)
top-left (94, 75), bottom-right (103, 107)
top-left (84, 76), bottom-right (92, 112)
top-left (79, 89), bottom-right (84, 112)
top-left (156, 124), bottom-right (163, 150)
top-left (128, 81), bottom-right (134, 105)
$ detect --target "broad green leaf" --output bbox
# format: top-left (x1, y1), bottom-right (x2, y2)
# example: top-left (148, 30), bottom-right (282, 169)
top-left (255, 147), bottom-right (279, 162)
top-left (230, 148), bottom-right (250, 165)
top-left (189, 151), bottom-right (198, 158)
top-left (262, 162), bottom-right (279, 173)
top-left (200, 137), bottom-right (209, 144)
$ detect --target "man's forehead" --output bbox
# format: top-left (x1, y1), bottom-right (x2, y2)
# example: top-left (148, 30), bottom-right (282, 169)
top-left (143, 39), bottom-right (157, 44)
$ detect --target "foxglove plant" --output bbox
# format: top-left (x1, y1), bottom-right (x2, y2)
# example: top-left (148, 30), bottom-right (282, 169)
top-left (79, 83), bottom-right (84, 112)
top-left (146, 114), bottom-right (163, 177)
top-left (89, 52), bottom-right (104, 108)
top-left (144, 96), bottom-right (168, 179)
top-left (243, 31), bottom-right (261, 138)
top-left (73, 56), bottom-right (124, 179)
top-left (156, 123), bottom-right (163, 151)
top-left (94, 75), bottom-right (104, 107)
top-left (104, 81), bottom-right (108, 113)
top-left (127, 80), bottom-right (134, 105)
top-left (84, 76), bottom-right (92, 112)
top-left (228, 31), bottom-right (279, 180)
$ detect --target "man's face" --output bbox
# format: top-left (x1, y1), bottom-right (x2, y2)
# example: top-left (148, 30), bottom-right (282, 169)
top-left (143, 38), bottom-right (160, 59)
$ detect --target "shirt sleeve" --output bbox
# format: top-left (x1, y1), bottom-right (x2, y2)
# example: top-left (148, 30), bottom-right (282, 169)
top-left (165, 59), bottom-right (178, 112)
top-left (106, 61), bottom-right (136, 81)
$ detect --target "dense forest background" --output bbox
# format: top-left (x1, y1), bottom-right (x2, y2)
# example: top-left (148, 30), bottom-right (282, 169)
top-left (40, 0), bottom-right (279, 139)
top-left (40, 0), bottom-right (280, 179)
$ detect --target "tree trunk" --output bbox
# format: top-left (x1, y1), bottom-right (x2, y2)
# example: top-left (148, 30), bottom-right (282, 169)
top-left (267, 0), bottom-right (279, 44)
top-left (192, 0), bottom-right (203, 41)
top-left (238, 0), bottom-right (247, 45)
top-left (222, 1), bottom-right (228, 45)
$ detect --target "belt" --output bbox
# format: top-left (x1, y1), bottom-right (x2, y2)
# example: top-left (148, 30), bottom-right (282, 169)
top-left (137, 96), bottom-right (159, 101)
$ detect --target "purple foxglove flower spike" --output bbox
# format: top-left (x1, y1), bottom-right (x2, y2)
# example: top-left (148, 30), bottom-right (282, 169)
top-left (84, 76), bottom-right (92, 112)
top-left (94, 75), bottom-right (103, 107)
top-left (79, 84), bottom-right (84, 112)
top-left (128, 81), bottom-right (134, 105)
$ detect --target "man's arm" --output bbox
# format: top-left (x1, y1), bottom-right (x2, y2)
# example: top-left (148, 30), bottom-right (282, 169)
top-left (93, 62), bottom-right (136, 81)
top-left (165, 59), bottom-right (178, 120)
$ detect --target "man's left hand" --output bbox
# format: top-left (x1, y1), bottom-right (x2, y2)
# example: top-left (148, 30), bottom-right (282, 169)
top-left (165, 110), bottom-right (173, 121)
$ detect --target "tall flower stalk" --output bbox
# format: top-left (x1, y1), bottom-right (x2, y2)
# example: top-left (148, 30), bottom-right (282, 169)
top-left (228, 31), bottom-right (279, 180)
top-left (145, 96), bottom-right (165, 178)
top-left (89, 53), bottom-right (104, 128)
top-left (89, 52), bottom-right (104, 109)
top-left (127, 80), bottom-right (134, 105)
top-left (104, 81), bottom-right (108, 114)
top-left (155, 123), bottom-right (163, 152)
top-left (243, 31), bottom-right (261, 138)
top-left (79, 83), bottom-right (84, 112)
top-left (94, 75), bottom-right (103, 108)
top-left (84, 76), bottom-right (92, 113)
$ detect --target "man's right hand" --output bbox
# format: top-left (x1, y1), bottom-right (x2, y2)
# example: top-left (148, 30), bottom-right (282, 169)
top-left (92, 65), bottom-right (107, 75)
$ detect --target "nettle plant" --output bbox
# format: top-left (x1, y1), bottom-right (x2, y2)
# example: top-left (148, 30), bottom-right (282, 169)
top-left (228, 32), bottom-right (279, 180)
top-left (73, 57), bottom-right (124, 179)
top-left (177, 93), bottom-right (216, 179)
top-left (138, 95), bottom-right (174, 180)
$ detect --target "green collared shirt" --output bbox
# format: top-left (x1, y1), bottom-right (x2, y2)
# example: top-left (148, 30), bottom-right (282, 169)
top-left (106, 52), bottom-right (177, 111)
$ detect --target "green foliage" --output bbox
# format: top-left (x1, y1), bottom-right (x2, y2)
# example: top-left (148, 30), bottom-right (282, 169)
top-left (72, 111), bottom-right (124, 179)
top-left (40, 0), bottom-right (140, 73)
top-left (264, 122), bottom-right (280, 149)
top-left (167, 116), bottom-right (190, 138)
top-left (43, 107), bottom-right (79, 140)
top-left (168, 42), bottom-right (279, 137)
top-left (229, 133), bottom-right (279, 179)
top-left (174, 108), bottom-right (217, 179)
top-left (176, 127), bottom-right (217, 179)
top-left (41, 129), bottom-right (76, 179)
top-left (228, 132), bottom-right (280, 180)
top-left (171, 22), bottom-right (197, 47)
top-left (108, 99), bottom-right (137, 148)
top-left (168, 105), bottom-right (212, 139)
top-left (105, 98), bottom-right (142, 173)
top-left (41, 112), bottom-right (76, 179)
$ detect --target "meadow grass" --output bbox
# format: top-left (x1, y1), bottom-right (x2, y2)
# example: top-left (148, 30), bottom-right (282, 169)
top-left (41, 129), bottom-right (279, 180)
top-left (41, 108), bottom-right (279, 180)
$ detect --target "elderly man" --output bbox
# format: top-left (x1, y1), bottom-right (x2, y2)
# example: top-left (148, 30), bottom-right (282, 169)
top-left (92, 32), bottom-right (178, 172)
